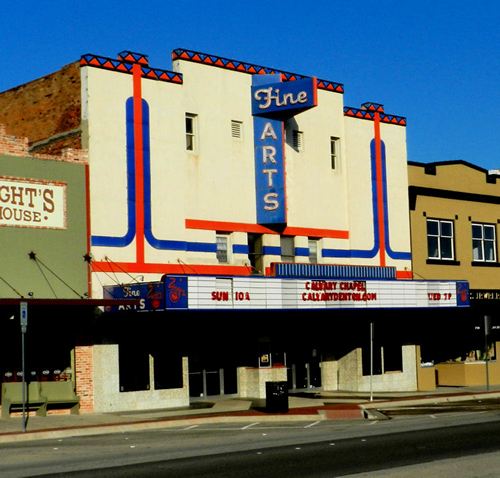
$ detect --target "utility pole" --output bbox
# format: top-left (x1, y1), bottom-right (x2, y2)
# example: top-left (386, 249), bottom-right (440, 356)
top-left (370, 322), bottom-right (374, 402)
top-left (20, 301), bottom-right (28, 432)
top-left (484, 315), bottom-right (491, 391)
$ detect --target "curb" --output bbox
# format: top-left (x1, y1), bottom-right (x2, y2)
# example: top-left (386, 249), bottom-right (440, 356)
top-left (0, 413), bottom-right (324, 444)
top-left (361, 390), bottom-right (500, 410)
top-left (2, 391), bottom-right (499, 444)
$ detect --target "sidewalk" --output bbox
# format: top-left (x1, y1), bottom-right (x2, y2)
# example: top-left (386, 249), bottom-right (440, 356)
top-left (2, 386), bottom-right (500, 444)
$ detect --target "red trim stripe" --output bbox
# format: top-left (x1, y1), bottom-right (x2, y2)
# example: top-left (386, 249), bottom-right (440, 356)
top-left (185, 219), bottom-right (349, 239)
top-left (373, 113), bottom-right (386, 267)
top-left (312, 77), bottom-right (318, 106)
top-left (92, 261), bottom-right (253, 276)
top-left (132, 64), bottom-right (145, 263)
top-left (396, 270), bottom-right (413, 279)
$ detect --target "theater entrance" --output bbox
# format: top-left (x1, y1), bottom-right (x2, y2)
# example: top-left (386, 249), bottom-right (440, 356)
top-left (286, 349), bottom-right (322, 391)
top-left (188, 360), bottom-right (238, 398)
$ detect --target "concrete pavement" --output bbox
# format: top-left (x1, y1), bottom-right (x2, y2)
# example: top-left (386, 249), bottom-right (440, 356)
top-left (2, 386), bottom-right (500, 444)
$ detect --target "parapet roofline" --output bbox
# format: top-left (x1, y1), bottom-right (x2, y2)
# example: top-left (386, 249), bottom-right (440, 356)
top-left (0, 298), bottom-right (140, 307)
top-left (171, 48), bottom-right (344, 94)
top-left (80, 53), bottom-right (183, 84)
top-left (409, 160), bottom-right (499, 182)
top-left (80, 48), bottom-right (344, 93)
top-left (409, 159), bottom-right (492, 173)
top-left (80, 48), bottom-right (406, 123)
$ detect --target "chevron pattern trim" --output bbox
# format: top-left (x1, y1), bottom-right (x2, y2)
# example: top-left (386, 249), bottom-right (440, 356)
top-left (80, 54), bottom-right (183, 84)
top-left (172, 48), bottom-right (344, 94)
top-left (361, 102), bottom-right (385, 113)
top-left (344, 106), bottom-right (407, 126)
top-left (117, 50), bottom-right (149, 65)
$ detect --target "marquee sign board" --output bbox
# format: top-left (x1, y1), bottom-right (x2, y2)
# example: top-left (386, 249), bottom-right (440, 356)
top-left (181, 276), bottom-right (469, 310)
top-left (103, 282), bottom-right (165, 312)
top-left (103, 276), bottom-right (470, 312)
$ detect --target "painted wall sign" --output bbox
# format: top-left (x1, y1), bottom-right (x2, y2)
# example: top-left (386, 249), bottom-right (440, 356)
top-left (103, 282), bottom-right (165, 312)
top-left (252, 77), bottom-right (317, 119)
top-left (0, 177), bottom-right (66, 229)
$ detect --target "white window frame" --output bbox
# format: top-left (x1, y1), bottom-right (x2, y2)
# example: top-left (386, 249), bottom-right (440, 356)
top-left (216, 233), bottom-right (231, 264)
top-left (427, 218), bottom-right (454, 260)
top-left (472, 223), bottom-right (497, 262)
top-left (308, 238), bottom-right (319, 264)
top-left (280, 236), bottom-right (295, 263)
top-left (185, 113), bottom-right (197, 152)
top-left (330, 136), bottom-right (340, 170)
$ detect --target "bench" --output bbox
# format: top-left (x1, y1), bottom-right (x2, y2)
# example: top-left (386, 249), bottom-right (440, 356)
top-left (1, 381), bottom-right (80, 418)
top-left (39, 381), bottom-right (80, 415)
top-left (1, 382), bottom-right (47, 419)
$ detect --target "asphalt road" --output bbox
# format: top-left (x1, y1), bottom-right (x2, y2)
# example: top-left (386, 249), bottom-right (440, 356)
top-left (2, 411), bottom-right (500, 477)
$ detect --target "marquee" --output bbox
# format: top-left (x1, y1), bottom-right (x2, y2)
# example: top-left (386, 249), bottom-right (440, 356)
top-left (103, 275), bottom-right (470, 312)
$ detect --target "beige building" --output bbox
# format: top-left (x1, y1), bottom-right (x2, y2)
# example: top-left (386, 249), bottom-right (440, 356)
top-left (409, 160), bottom-right (500, 386)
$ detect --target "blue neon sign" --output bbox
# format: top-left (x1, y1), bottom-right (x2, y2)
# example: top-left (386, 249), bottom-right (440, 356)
top-left (252, 77), bottom-right (317, 119)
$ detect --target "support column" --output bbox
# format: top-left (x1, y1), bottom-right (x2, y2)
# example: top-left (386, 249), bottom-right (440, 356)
top-left (74, 345), bottom-right (94, 413)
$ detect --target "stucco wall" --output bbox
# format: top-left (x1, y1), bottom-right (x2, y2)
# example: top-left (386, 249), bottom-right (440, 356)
top-left (237, 367), bottom-right (288, 399)
top-left (436, 345), bottom-right (500, 386)
top-left (322, 345), bottom-right (418, 392)
top-left (82, 54), bottom-right (411, 293)
top-left (92, 344), bottom-right (189, 412)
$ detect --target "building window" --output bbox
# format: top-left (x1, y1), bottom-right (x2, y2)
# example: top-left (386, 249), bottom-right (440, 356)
top-left (248, 233), bottom-right (263, 274)
top-left (472, 223), bottom-right (496, 262)
top-left (185, 113), bottom-right (197, 151)
top-left (231, 120), bottom-right (243, 140)
top-left (152, 351), bottom-right (183, 390)
top-left (427, 219), bottom-right (454, 260)
top-left (330, 137), bottom-right (340, 169)
top-left (292, 130), bottom-right (303, 151)
top-left (216, 233), bottom-right (230, 263)
top-left (281, 236), bottom-right (295, 263)
top-left (308, 238), bottom-right (319, 264)
top-left (118, 341), bottom-right (150, 392)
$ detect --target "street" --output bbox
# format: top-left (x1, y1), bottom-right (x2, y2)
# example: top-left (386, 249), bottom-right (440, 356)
top-left (2, 409), bottom-right (500, 477)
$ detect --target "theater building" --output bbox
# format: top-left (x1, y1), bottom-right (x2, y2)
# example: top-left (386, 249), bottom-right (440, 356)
top-left (0, 49), bottom-right (469, 412)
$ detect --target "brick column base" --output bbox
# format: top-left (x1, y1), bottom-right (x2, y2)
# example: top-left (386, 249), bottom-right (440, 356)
top-left (75, 345), bottom-right (94, 413)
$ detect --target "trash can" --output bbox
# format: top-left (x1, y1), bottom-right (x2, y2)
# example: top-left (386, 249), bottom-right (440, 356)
top-left (265, 381), bottom-right (288, 413)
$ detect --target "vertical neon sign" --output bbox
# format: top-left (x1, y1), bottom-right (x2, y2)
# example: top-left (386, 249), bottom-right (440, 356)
top-left (252, 74), bottom-right (286, 225)
top-left (252, 74), bottom-right (317, 226)
top-left (253, 115), bottom-right (286, 224)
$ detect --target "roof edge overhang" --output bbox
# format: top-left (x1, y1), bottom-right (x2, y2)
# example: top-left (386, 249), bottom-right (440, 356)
top-left (0, 298), bottom-right (140, 307)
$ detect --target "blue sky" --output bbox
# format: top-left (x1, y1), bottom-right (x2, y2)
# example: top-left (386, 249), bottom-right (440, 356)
top-left (1, 1), bottom-right (499, 170)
